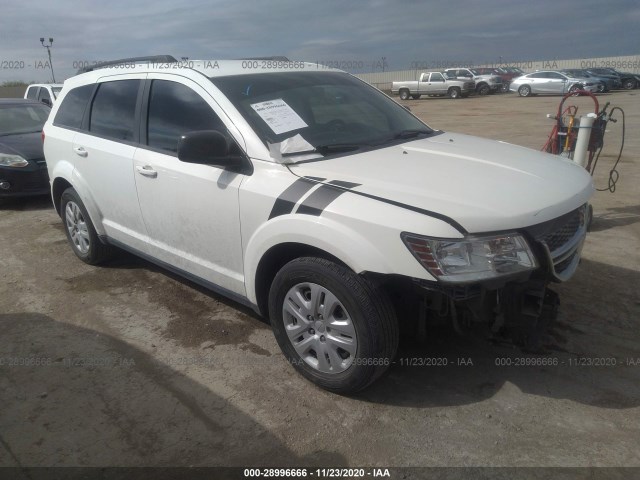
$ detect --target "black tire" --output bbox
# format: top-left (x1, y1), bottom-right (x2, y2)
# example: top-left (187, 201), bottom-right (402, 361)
top-left (60, 187), bottom-right (115, 265)
top-left (268, 257), bottom-right (399, 393)
top-left (518, 85), bottom-right (532, 97)
top-left (399, 89), bottom-right (410, 100)
top-left (477, 84), bottom-right (490, 95)
top-left (596, 83), bottom-right (605, 93)
top-left (622, 78), bottom-right (636, 90)
top-left (410, 94), bottom-right (421, 99)
top-left (448, 87), bottom-right (461, 99)
top-left (569, 84), bottom-right (581, 94)
top-left (501, 82), bottom-right (510, 93)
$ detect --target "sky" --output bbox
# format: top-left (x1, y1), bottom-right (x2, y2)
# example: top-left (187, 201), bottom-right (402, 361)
top-left (1, 0), bottom-right (639, 83)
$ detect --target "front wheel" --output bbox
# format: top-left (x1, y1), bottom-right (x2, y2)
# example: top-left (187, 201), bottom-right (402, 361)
top-left (501, 82), bottom-right (510, 93)
top-left (60, 187), bottom-right (115, 265)
top-left (622, 79), bottom-right (637, 90)
top-left (268, 257), bottom-right (399, 393)
top-left (518, 85), bottom-right (532, 97)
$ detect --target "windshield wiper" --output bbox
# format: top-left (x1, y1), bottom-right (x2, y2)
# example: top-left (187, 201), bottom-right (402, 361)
top-left (393, 129), bottom-right (432, 139)
top-left (373, 129), bottom-right (432, 146)
top-left (281, 143), bottom-right (363, 157)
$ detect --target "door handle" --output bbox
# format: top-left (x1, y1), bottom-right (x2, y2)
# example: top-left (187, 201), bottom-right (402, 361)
top-left (73, 146), bottom-right (88, 157)
top-left (136, 165), bottom-right (158, 178)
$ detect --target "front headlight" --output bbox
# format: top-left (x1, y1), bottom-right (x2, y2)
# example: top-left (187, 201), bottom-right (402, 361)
top-left (401, 232), bottom-right (537, 283)
top-left (0, 154), bottom-right (29, 168)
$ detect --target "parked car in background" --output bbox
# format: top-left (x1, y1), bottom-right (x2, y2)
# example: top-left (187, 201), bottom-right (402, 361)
top-left (587, 68), bottom-right (639, 90)
top-left (0, 99), bottom-right (51, 201)
top-left (24, 84), bottom-right (63, 106)
top-left (443, 68), bottom-right (503, 95)
top-left (510, 71), bottom-right (598, 96)
top-left (559, 69), bottom-right (612, 92)
top-left (392, 71), bottom-right (475, 99)
top-left (473, 67), bottom-right (521, 92)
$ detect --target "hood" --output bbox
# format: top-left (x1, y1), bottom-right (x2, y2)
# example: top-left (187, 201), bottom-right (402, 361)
top-left (0, 132), bottom-right (45, 161)
top-left (288, 133), bottom-right (594, 234)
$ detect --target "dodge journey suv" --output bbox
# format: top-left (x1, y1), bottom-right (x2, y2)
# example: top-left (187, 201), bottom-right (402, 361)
top-left (43, 56), bottom-right (593, 392)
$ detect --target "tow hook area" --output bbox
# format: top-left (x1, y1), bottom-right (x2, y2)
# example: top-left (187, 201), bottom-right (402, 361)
top-left (498, 281), bottom-right (560, 351)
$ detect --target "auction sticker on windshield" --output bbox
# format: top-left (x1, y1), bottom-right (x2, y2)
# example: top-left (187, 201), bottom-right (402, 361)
top-left (250, 98), bottom-right (308, 134)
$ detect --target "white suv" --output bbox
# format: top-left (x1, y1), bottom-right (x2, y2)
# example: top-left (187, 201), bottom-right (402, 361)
top-left (43, 56), bottom-right (593, 392)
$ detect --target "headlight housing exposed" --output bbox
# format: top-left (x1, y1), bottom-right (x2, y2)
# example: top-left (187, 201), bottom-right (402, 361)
top-left (0, 154), bottom-right (29, 168)
top-left (401, 232), bottom-right (537, 283)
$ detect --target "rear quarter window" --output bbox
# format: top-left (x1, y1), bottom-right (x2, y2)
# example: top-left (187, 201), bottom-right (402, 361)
top-left (53, 84), bottom-right (95, 130)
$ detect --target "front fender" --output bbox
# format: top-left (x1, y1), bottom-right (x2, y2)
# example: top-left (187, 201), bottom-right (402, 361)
top-left (243, 213), bottom-right (436, 305)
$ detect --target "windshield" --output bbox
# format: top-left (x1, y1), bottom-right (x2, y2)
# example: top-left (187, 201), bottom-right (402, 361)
top-left (52, 87), bottom-right (62, 98)
top-left (210, 71), bottom-right (435, 161)
top-left (0, 104), bottom-right (50, 135)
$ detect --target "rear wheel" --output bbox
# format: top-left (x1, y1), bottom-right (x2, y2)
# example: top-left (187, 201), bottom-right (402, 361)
top-left (622, 78), bottom-right (637, 90)
top-left (60, 187), bottom-right (115, 265)
top-left (268, 257), bottom-right (399, 393)
top-left (448, 87), bottom-right (461, 99)
top-left (518, 85), bottom-right (532, 97)
top-left (477, 84), bottom-right (490, 95)
top-left (399, 89), bottom-right (410, 100)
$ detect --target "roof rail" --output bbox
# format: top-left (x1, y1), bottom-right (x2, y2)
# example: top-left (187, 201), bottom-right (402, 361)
top-left (76, 55), bottom-right (178, 74)
top-left (240, 56), bottom-right (291, 62)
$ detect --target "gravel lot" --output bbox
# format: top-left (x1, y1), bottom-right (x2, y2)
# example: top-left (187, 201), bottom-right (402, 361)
top-left (1, 90), bottom-right (639, 471)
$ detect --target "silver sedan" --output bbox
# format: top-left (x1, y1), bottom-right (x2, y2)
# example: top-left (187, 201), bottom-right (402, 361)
top-left (510, 71), bottom-right (598, 96)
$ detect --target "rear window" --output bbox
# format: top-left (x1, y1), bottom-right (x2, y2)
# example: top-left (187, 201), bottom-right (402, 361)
top-left (0, 104), bottom-right (50, 135)
top-left (54, 85), bottom-right (95, 129)
top-left (89, 80), bottom-right (140, 141)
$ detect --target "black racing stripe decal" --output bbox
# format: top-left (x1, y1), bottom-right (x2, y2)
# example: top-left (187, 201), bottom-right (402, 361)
top-left (296, 182), bottom-right (361, 216)
top-left (346, 189), bottom-right (468, 234)
top-left (327, 180), bottom-right (361, 189)
top-left (269, 177), bottom-right (325, 219)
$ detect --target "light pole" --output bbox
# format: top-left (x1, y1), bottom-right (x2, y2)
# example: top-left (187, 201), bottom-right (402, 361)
top-left (40, 37), bottom-right (56, 83)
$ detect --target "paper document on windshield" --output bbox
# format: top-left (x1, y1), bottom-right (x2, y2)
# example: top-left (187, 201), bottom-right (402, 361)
top-left (250, 98), bottom-right (308, 135)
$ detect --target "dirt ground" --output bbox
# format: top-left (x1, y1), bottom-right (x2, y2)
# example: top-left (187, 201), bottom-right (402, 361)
top-left (1, 90), bottom-right (639, 473)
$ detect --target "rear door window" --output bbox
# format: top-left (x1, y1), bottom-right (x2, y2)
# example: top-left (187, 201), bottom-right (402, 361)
top-left (89, 80), bottom-right (140, 141)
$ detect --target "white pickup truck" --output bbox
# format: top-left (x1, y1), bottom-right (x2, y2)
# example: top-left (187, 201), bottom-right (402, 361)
top-left (392, 71), bottom-right (475, 100)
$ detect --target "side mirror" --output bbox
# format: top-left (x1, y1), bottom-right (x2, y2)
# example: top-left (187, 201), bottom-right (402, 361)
top-left (177, 130), bottom-right (249, 173)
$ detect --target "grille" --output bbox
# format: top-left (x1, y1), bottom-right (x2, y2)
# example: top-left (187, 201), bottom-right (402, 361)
top-left (540, 208), bottom-right (583, 253)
